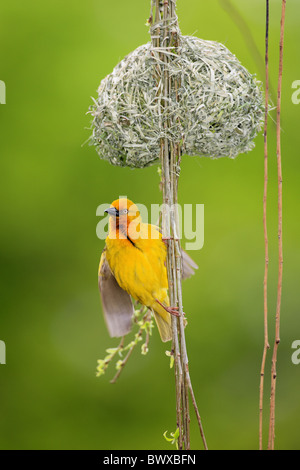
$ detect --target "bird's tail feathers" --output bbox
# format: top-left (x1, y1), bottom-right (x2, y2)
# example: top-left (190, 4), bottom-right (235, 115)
top-left (152, 303), bottom-right (172, 343)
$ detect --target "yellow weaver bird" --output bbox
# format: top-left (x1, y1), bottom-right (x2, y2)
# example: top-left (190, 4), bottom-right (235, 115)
top-left (98, 198), bottom-right (198, 342)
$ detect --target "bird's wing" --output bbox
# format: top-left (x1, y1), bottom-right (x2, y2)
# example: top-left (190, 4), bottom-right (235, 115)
top-left (181, 248), bottom-right (199, 280)
top-left (98, 248), bottom-right (134, 338)
top-left (151, 224), bottom-right (198, 280)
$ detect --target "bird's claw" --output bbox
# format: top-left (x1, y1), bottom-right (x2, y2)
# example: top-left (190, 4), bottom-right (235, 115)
top-left (155, 300), bottom-right (185, 317)
top-left (166, 306), bottom-right (181, 317)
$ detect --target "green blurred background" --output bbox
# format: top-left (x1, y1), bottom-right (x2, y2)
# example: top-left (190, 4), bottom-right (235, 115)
top-left (0, 0), bottom-right (299, 450)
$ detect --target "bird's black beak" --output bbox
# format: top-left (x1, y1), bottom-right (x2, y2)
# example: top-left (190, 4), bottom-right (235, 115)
top-left (105, 207), bottom-right (119, 217)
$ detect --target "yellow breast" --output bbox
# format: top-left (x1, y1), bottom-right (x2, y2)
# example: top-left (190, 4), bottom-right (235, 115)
top-left (105, 223), bottom-right (168, 308)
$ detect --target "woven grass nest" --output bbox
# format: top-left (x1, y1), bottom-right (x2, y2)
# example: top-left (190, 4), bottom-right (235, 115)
top-left (89, 35), bottom-right (264, 168)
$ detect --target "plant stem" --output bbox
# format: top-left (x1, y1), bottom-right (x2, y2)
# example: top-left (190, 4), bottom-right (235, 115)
top-left (110, 310), bottom-right (151, 384)
top-left (259, 0), bottom-right (270, 451)
top-left (268, 0), bottom-right (286, 450)
top-left (218, 0), bottom-right (276, 101)
top-left (150, 0), bottom-right (207, 450)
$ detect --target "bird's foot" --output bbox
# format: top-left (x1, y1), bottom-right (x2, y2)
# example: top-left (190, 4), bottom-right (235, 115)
top-left (155, 299), bottom-right (184, 317)
top-left (162, 236), bottom-right (180, 245)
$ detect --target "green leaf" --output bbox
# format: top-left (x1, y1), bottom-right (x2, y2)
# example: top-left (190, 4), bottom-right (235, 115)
top-left (115, 360), bottom-right (123, 371)
top-left (165, 350), bottom-right (174, 368)
top-left (163, 428), bottom-right (180, 449)
top-left (163, 431), bottom-right (173, 443)
top-left (106, 348), bottom-right (118, 354)
top-left (169, 355), bottom-right (174, 369)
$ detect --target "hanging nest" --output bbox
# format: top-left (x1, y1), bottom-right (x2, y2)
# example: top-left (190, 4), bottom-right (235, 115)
top-left (89, 35), bottom-right (264, 168)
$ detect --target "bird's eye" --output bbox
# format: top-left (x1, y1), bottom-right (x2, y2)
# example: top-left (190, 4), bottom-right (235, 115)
top-left (122, 209), bottom-right (128, 214)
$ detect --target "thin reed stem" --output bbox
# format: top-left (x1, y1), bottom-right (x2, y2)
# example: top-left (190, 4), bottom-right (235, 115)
top-left (268, 0), bottom-right (286, 450)
top-left (259, 0), bottom-right (270, 451)
top-left (219, 0), bottom-right (276, 100)
top-left (151, 0), bottom-right (207, 450)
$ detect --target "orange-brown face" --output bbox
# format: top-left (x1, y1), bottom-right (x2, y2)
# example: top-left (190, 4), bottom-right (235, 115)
top-left (105, 198), bottom-right (140, 229)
